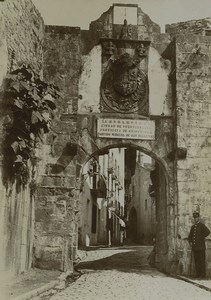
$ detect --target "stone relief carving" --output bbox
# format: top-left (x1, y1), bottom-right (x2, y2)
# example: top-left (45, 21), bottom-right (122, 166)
top-left (119, 19), bottom-right (133, 40)
top-left (102, 41), bottom-right (117, 56)
top-left (136, 43), bottom-right (147, 57)
top-left (100, 53), bottom-right (148, 114)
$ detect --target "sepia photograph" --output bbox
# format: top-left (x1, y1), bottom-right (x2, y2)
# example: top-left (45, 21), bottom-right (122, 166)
top-left (0, 0), bottom-right (211, 299)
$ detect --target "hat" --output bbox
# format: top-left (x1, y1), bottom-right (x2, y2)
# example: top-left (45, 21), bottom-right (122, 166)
top-left (193, 211), bottom-right (200, 217)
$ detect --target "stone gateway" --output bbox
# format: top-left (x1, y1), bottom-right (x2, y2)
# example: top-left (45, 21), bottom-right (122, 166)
top-left (0, 1), bottom-right (211, 282)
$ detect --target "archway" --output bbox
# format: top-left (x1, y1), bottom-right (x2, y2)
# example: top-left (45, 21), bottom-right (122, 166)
top-left (34, 126), bottom-right (174, 273)
top-left (78, 143), bottom-right (169, 260)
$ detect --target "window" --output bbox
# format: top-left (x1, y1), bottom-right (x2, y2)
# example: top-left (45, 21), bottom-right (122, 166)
top-left (92, 204), bottom-right (97, 233)
top-left (113, 5), bottom-right (138, 25)
top-left (145, 199), bottom-right (148, 210)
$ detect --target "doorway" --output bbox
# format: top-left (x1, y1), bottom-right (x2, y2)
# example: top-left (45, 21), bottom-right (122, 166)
top-left (78, 145), bottom-right (168, 255)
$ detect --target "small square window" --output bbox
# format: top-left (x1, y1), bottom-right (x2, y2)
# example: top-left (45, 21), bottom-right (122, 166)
top-left (113, 6), bottom-right (137, 25)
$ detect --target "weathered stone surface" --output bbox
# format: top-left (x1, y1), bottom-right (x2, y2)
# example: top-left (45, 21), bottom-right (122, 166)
top-left (1, 1), bottom-right (211, 279)
top-left (43, 25), bottom-right (81, 117)
top-left (0, 0), bottom-right (44, 277)
top-left (34, 246), bottom-right (63, 270)
top-left (175, 33), bottom-right (211, 275)
top-left (166, 18), bottom-right (211, 36)
top-left (0, 0), bottom-right (44, 73)
top-left (37, 187), bottom-right (74, 197)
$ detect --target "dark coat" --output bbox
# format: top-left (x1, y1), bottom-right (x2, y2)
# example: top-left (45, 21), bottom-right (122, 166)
top-left (188, 222), bottom-right (210, 251)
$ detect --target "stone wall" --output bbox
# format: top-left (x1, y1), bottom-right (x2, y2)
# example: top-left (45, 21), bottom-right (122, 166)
top-left (44, 26), bottom-right (81, 115)
top-left (154, 162), bottom-right (168, 271)
top-left (174, 34), bottom-right (211, 276)
top-left (1, 0), bottom-right (44, 73)
top-left (34, 26), bottom-right (82, 271)
top-left (34, 141), bottom-right (80, 271)
top-left (0, 0), bottom-right (44, 277)
top-left (166, 18), bottom-right (211, 36)
top-left (0, 0), bottom-right (44, 153)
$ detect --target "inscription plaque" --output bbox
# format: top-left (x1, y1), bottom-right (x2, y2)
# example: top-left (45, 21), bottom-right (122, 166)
top-left (97, 118), bottom-right (155, 140)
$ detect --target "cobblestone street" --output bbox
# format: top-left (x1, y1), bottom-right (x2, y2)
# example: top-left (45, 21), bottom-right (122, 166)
top-left (35, 246), bottom-right (211, 300)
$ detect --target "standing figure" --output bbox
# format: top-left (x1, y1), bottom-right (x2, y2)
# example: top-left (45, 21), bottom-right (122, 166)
top-left (119, 218), bottom-right (126, 246)
top-left (188, 211), bottom-right (210, 278)
top-left (119, 19), bottom-right (132, 40)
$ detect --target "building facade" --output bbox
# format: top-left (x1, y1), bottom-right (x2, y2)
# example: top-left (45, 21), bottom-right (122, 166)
top-left (127, 152), bottom-right (156, 245)
top-left (79, 147), bottom-right (125, 247)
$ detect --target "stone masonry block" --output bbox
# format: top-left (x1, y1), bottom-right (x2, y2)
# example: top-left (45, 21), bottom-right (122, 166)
top-left (35, 246), bottom-right (63, 271)
top-left (35, 235), bottom-right (64, 247)
top-left (41, 175), bottom-right (63, 187)
top-left (35, 208), bottom-right (54, 222)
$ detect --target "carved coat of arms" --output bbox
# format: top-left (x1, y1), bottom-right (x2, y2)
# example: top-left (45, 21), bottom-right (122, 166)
top-left (100, 53), bottom-right (148, 114)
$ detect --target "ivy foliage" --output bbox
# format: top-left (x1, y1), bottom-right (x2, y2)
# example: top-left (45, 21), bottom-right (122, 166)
top-left (2, 64), bottom-right (60, 189)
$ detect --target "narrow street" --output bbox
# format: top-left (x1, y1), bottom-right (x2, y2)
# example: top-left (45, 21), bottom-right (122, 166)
top-left (36, 246), bottom-right (211, 300)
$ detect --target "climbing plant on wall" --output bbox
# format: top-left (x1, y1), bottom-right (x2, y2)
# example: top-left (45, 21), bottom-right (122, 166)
top-left (1, 64), bottom-right (60, 190)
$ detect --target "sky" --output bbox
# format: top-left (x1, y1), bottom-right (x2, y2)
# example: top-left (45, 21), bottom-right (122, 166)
top-left (32, 0), bottom-right (211, 32)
